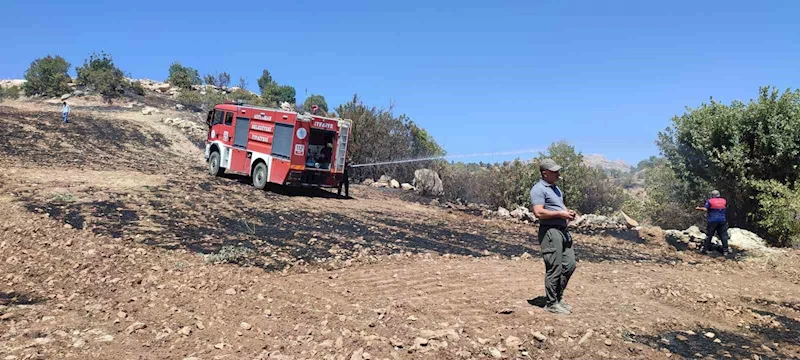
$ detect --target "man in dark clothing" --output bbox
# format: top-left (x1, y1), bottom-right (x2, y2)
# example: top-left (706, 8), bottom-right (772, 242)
top-left (338, 159), bottom-right (351, 197)
top-left (530, 159), bottom-right (577, 315)
top-left (695, 190), bottom-right (730, 256)
top-left (319, 143), bottom-right (333, 164)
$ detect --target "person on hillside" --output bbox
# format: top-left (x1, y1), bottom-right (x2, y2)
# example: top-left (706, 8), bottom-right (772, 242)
top-left (61, 101), bottom-right (70, 124)
top-left (695, 190), bottom-right (730, 256)
top-left (530, 159), bottom-right (577, 315)
top-left (338, 158), bottom-right (351, 197)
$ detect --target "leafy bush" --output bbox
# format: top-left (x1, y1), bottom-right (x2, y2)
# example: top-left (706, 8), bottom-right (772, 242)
top-left (752, 180), bottom-right (800, 247)
top-left (51, 192), bottom-right (76, 204)
top-left (229, 88), bottom-right (263, 106)
top-left (438, 141), bottom-right (626, 214)
top-left (276, 85), bottom-right (296, 104)
top-left (303, 94), bottom-right (328, 114)
top-left (177, 90), bottom-right (226, 111)
top-left (23, 55), bottom-right (71, 97)
top-left (257, 70), bottom-right (273, 93)
top-left (656, 86), bottom-right (800, 245)
top-left (203, 74), bottom-right (215, 86)
top-left (237, 76), bottom-right (248, 90)
top-left (204, 245), bottom-right (257, 265)
top-left (336, 95), bottom-right (445, 183)
top-left (168, 62), bottom-right (201, 89)
top-left (581, 167), bottom-right (627, 214)
top-left (0, 86), bottom-right (22, 102)
top-left (130, 80), bottom-right (146, 96)
top-left (76, 52), bottom-right (126, 98)
top-left (4, 86), bottom-right (21, 99)
top-left (177, 87), bottom-right (264, 112)
top-left (217, 72), bottom-right (231, 88)
top-left (621, 164), bottom-right (702, 230)
top-left (256, 69), bottom-right (297, 107)
top-left (204, 72), bottom-right (231, 88)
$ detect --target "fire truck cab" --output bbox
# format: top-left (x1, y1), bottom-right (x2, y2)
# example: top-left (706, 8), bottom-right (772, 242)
top-left (204, 101), bottom-right (351, 189)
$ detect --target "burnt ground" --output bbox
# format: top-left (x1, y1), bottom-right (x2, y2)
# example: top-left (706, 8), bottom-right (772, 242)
top-left (0, 100), bottom-right (799, 360)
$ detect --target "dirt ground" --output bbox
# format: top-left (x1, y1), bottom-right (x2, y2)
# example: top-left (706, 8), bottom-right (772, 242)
top-left (1, 99), bottom-right (798, 360)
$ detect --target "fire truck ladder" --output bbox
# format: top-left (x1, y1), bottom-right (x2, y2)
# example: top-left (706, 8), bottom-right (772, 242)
top-left (335, 122), bottom-right (350, 172)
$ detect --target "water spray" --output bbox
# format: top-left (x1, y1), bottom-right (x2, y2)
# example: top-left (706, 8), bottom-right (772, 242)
top-left (350, 148), bottom-right (542, 168)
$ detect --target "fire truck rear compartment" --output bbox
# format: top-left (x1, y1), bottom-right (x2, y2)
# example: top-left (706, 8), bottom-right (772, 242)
top-left (306, 129), bottom-right (336, 170)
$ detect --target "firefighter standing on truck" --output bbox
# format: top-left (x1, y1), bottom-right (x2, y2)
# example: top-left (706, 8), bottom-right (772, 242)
top-left (695, 190), bottom-right (730, 256)
top-left (530, 159), bottom-right (577, 315)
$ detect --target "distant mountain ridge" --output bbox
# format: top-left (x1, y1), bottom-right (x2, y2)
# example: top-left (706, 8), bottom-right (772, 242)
top-left (582, 154), bottom-right (632, 173)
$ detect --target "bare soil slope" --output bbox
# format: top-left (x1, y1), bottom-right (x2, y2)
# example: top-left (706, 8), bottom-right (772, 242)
top-left (1, 100), bottom-right (798, 360)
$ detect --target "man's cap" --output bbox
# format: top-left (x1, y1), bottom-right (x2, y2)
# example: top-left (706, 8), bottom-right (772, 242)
top-left (539, 158), bottom-right (562, 172)
top-left (711, 190), bottom-right (720, 198)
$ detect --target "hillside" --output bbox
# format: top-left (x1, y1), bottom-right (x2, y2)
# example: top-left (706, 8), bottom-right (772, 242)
top-left (583, 154), bottom-right (633, 174)
top-left (0, 94), bottom-right (799, 360)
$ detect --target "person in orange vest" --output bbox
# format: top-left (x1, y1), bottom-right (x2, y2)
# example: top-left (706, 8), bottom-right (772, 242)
top-left (695, 190), bottom-right (730, 256)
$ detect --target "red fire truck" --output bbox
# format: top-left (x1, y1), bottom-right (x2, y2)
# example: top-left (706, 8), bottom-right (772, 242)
top-left (204, 101), bottom-right (351, 189)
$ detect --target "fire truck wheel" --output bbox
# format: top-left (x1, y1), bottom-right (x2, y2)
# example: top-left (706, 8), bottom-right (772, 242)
top-left (208, 151), bottom-right (224, 177)
top-left (252, 162), bottom-right (268, 189)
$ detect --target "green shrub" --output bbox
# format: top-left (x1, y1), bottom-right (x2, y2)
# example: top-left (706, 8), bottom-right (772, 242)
top-left (205, 245), bottom-right (257, 265)
top-left (177, 90), bottom-right (227, 111)
top-left (51, 192), bottom-right (76, 204)
top-left (76, 52), bottom-right (126, 98)
top-left (658, 86), bottom-right (800, 238)
top-left (237, 76), bottom-right (248, 89)
top-left (276, 85), bottom-right (296, 104)
top-left (203, 74), bottom-right (215, 86)
top-left (3, 86), bottom-right (21, 99)
top-left (336, 95), bottom-right (445, 183)
top-left (23, 55), bottom-right (71, 97)
top-left (130, 80), bottom-right (145, 96)
top-left (438, 142), bottom-right (627, 214)
top-left (204, 72), bottom-right (232, 88)
top-left (621, 164), bottom-right (702, 230)
top-left (581, 167), bottom-right (627, 214)
top-left (752, 180), bottom-right (800, 247)
top-left (303, 94), bottom-right (328, 114)
top-left (0, 86), bottom-right (22, 102)
top-left (621, 193), bottom-right (649, 224)
top-left (167, 62), bottom-right (201, 89)
top-left (176, 91), bottom-right (203, 109)
top-left (229, 88), bottom-right (263, 105)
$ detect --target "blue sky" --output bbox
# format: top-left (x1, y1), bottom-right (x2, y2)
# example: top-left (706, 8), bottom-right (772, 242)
top-left (2, 0), bottom-right (798, 165)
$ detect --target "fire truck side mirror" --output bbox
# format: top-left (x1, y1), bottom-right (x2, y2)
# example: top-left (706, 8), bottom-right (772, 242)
top-left (206, 111), bottom-right (213, 127)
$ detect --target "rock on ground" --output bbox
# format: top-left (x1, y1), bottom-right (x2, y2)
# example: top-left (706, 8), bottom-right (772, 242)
top-left (413, 169), bottom-right (443, 197)
top-left (573, 214), bottom-right (626, 230)
top-left (620, 211), bottom-right (639, 228)
top-left (510, 206), bottom-right (536, 222)
top-left (141, 107), bottom-right (158, 115)
top-left (665, 225), bottom-right (776, 255)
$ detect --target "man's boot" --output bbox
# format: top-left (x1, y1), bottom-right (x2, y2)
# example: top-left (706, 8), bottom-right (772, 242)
top-left (544, 303), bottom-right (570, 315)
top-left (558, 299), bottom-right (573, 312)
